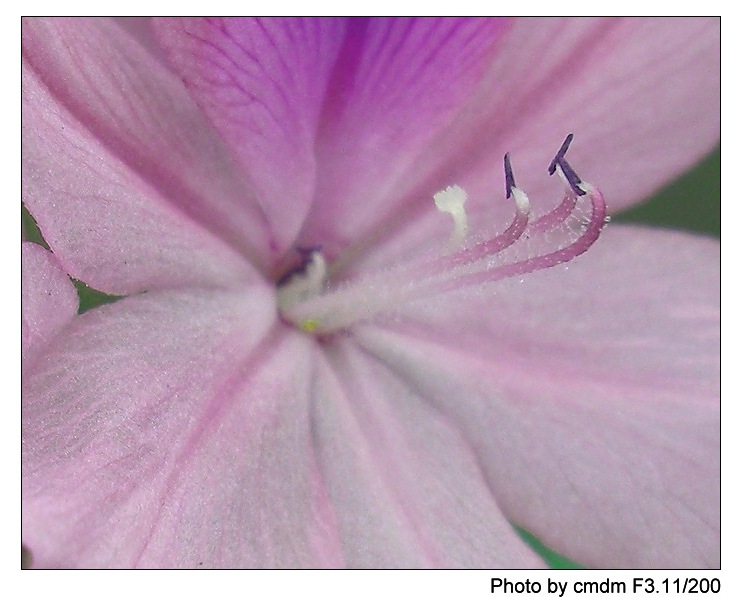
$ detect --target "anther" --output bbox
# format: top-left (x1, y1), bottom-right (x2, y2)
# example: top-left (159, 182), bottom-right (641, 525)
top-left (277, 246), bottom-right (323, 287)
top-left (548, 134), bottom-right (586, 196)
top-left (276, 248), bottom-right (328, 312)
top-left (504, 154), bottom-right (531, 216)
top-left (548, 133), bottom-right (574, 175)
top-left (296, 245), bottom-right (322, 258)
top-left (553, 159), bottom-right (586, 196)
top-left (504, 153), bottom-right (516, 199)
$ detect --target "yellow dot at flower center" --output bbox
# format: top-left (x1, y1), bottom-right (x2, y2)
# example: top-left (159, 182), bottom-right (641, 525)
top-left (300, 319), bottom-right (319, 333)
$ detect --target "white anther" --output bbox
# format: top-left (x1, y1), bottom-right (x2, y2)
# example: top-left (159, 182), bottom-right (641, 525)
top-left (434, 185), bottom-right (468, 247)
top-left (277, 251), bottom-right (328, 310)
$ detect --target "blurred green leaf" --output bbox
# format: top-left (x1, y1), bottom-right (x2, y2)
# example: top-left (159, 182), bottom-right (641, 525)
top-left (613, 146), bottom-right (720, 237)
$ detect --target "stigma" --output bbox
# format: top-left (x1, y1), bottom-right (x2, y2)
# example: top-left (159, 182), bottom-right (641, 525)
top-left (278, 135), bottom-right (608, 335)
top-left (434, 185), bottom-right (469, 247)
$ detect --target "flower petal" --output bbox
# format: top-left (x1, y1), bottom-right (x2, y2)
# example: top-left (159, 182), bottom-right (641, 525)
top-left (355, 226), bottom-right (720, 568)
top-left (153, 17), bottom-right (347, 254)
top-left (22, 17), bottom-right (274, 273)
top-left (22, 286), bottom-right (344, 568)
top-left (311, 337), bottom-right (545, 568)
top-left (22, 58), bottom-right (258, 295)
top-left (22, 242), bottom-right (78, 371)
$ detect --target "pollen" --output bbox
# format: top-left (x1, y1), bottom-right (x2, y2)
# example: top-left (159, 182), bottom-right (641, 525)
top-left (300, 319), bottom-right (319, 333)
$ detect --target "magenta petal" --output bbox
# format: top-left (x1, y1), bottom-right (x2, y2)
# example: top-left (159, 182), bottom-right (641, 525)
top-left (154, 18), bottom-right (347, 254)
top-left (303, 18), bottom-right (509, 256)
top-left (22, 242), bottom-right (78, 370)
top-left (154, 18), bottom-right (509, 258)
top-left (114, 17), bottom-right (173, 68)
top-left (356, 226), bottom-right (720, 568)
top-left (22, 287), bottom-right (344, 568)
top-left (22, 18), bottom-right (274, 270)
top-left (311, 338), bottom-right (545, 568)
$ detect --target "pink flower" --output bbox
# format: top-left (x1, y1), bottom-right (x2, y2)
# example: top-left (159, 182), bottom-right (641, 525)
top-left (22, 17), bottom-right (719, 568)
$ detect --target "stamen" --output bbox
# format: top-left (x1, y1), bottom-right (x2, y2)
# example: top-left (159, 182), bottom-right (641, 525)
top-left (530, 192), bottom-right (577, 233)
top-left (549, 134), bottom-right (586, 196)
top-left (381, 156), bottom-right (531, 276)
top-left (276, 246), bottom-right (322, 286)
top-left (423, 179), bottom-right (605, 296)
top-left (548, 133), bottom-right (574, 175)
top-left (276, 249), bottom-right (328, 311)
top-left (434, 185), bottom-right (468, 247)
top-left (552, 158), bottom-right (586, 196)
top-left (421, 139), bottom-right (604, 296)
top-left (280, 136), bottom-right (607, 335)
top-left (504, 152), bottom-right (516, 199)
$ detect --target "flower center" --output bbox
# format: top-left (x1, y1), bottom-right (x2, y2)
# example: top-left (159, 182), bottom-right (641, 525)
top-left (276, 248), bottom-right (329, 333)
top-left (277, 135), bottom-right (608, 336)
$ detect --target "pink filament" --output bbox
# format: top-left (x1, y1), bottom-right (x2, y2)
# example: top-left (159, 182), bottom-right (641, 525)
top-left (530, 193), bottom-right (578, 233)
top-left (282, 177), bottom-right (606, 334)
top-left (421, 184), bottom-right (606, 297)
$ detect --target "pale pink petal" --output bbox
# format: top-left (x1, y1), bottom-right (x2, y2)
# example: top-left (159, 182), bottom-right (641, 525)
top-left (153, 17), bottom-right (348, 254)
top-left (449, 17), bottom-right (721, 213)
top-left (311, 338), bottom-right (545, 568)
top-left (22, 61), bottom-right (258, 295)
top-left (356, 226), bottom-right (720, 568)
top-left (22, 242), bottom-right (78, 370)
top-left (22, 18), bottom-right (274, 270)
top-left (22, 286), bottom-right (347, 568)
top-left (342, 17), bottom-right (720, 269)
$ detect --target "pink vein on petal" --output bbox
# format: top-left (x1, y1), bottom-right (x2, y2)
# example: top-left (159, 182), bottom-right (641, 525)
top-left (319, 346), bottom-right (445, 566)
top-left (133, 323), bottom-right (288, 563)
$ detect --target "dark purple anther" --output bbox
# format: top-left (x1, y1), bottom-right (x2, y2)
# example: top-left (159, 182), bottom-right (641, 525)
top-left (277, 246), bottom-right (322, 286)
top-left (553, 158), bottom-right (586, 196)
top-left (296, 246), bottom-right (322, 259)
top-left (504, 152), bottom-right (516, 199)
top-left (547, 134), bottom-right (585, 196)
top-left (547, 133), bottom-right (575, 175)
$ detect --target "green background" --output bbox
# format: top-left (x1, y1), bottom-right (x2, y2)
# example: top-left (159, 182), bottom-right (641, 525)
top-left (614, 146), bottom-right (720, 237)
